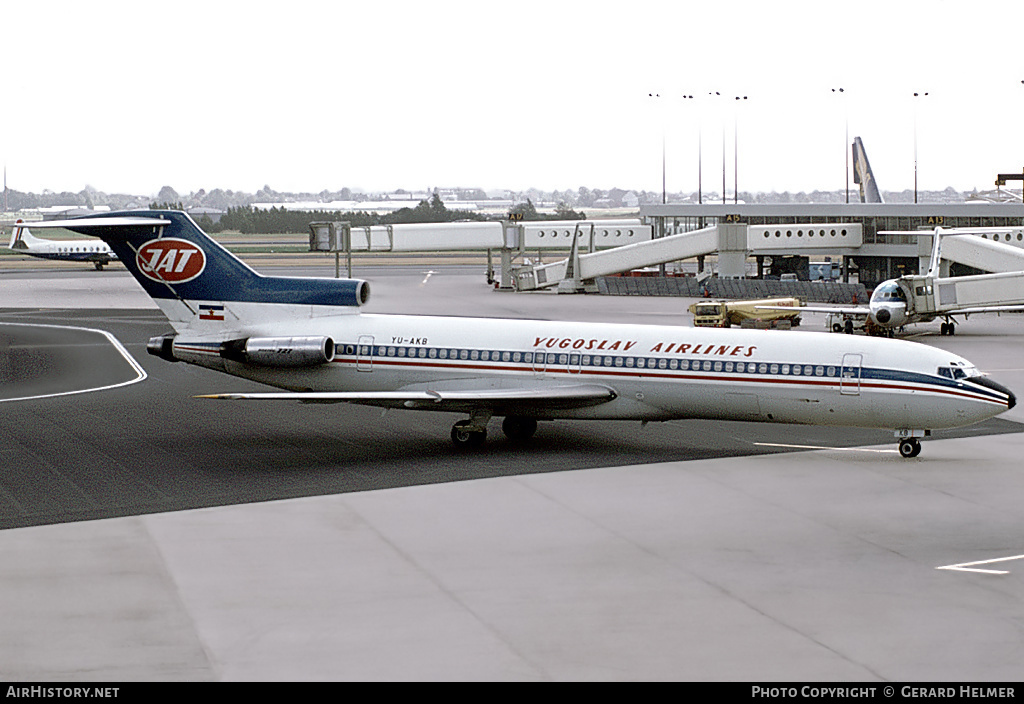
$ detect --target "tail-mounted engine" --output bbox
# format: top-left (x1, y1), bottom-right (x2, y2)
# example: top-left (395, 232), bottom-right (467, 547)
top-left (147, 334), bottom-right (179, 363)
top-left (147, 333), bottom-right (337, 368)
top-left (220, 336), bottom-right (336, 368)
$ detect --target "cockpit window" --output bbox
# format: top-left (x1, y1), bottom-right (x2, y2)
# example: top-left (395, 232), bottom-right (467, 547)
top-left (872, 281), bottom-right (906, 302)
top-left (938, 365), bottom-right (969, 380)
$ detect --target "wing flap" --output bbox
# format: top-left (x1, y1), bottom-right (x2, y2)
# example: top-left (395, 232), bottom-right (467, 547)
top-left (946, 305), bottom-right (1024, 317)
top-left (196, 384), bottom-right (617, 412)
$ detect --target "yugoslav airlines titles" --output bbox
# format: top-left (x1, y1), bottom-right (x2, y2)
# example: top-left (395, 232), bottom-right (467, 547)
top-left (534, 335), bottom-right (758, 357)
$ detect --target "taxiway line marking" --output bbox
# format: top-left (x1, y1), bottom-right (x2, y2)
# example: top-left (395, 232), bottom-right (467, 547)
top-left (753, 442), bottom-right (897, 454)
top-left (0, 322), bottom-right (148, 403)
top-left (936, 554), bottom-right (1024, 575)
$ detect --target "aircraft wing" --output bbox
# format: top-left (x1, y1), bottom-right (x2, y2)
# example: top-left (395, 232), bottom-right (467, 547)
top-left (946, 305), bottom-right (1024, 317)
top-left (197, 383), bottom-right (617, 413)
top-left (756, 305), bottom-right (870, 317)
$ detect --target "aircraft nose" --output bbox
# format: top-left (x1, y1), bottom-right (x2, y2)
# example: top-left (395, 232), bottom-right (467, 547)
top-left (968, 376), bottom-right (1017, 410)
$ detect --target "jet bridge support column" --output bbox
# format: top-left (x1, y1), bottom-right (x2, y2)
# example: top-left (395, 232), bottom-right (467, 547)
top-left (557, 223), bottom-right (599, 294)
top-left (717, 223), bottom-right (748, 278)
top-left (497, 221), bottom-right (524, 291)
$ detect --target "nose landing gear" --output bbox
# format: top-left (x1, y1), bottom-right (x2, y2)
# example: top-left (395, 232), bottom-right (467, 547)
top-left (896, 429), bottom-right (929, 458)
top-left (898, 437), bottom-right (922, 458)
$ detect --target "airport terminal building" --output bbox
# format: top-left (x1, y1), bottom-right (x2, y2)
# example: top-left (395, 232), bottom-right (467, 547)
top-left (640, 202), bottom-right (1024, 288)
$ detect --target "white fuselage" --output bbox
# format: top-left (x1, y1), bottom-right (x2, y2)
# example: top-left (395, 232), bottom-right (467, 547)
top-left (169, 310), bottom-right (1009, 432)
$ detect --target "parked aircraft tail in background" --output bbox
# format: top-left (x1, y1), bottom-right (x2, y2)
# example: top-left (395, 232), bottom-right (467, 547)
top-left (852, 137), bottom-right (883, 204)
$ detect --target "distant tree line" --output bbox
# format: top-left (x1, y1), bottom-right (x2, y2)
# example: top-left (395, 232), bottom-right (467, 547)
top-left (162, 195), bottom-right (586, 234)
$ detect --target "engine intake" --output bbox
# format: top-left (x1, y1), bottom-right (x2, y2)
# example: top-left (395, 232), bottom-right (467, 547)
top-left (221, 336), bottom-right (336, 368)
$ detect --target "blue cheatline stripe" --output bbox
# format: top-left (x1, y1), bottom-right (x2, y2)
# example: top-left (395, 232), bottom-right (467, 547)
top-left (59, 210), bottom-right (367, 307)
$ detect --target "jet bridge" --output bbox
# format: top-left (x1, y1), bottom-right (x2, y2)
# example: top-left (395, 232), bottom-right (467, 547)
top-left (310, 219), bottom-right (651, 281)
top-left (904, 269), bottom-right (1024, 317)
top-left (512, 224), bottom-right (720, 292)
top-left (929, 233), bottom-right (1024, 274)
top-left (510, 222), bottom-right (865, 293)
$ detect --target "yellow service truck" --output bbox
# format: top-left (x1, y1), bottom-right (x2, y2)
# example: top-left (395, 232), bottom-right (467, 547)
top-left (688, 298), bottom-right (803, 329)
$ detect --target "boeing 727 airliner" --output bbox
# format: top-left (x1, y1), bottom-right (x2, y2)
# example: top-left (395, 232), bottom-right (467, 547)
top-left (17, 211), bottom-right (1016, 458)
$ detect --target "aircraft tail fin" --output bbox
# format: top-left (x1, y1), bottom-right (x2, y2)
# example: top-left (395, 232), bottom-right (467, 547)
top-left (852, 137), bottom-right (883, 203)
top-left (28, 210), bottom-right (369, 331)
top-left (926, 227), bottom-right (945, 277)
top-left (8, 221), bottom-right (44, 250)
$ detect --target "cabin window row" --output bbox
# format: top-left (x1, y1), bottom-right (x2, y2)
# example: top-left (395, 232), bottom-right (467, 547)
top-left (764, 229), bottom-right (848, 238)
top-left (348, 344), bottom-right (843, 378)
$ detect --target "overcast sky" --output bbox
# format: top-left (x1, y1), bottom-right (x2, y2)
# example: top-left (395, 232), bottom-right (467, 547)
top-left (5, 0), bottom-right (1024, 198)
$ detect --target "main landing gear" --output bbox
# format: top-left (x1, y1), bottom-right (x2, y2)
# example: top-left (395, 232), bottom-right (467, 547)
top-left (940, 321), bottom-right (956, 336)
top-left (450, 413), bottom-right (539, 448)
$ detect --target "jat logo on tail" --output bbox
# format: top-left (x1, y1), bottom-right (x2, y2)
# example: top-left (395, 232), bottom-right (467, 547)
top-left (136, 238), bottom-right (206, 283)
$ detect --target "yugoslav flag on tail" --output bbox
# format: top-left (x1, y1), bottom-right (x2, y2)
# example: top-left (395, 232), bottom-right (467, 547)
top-left (22, 210), bottom-right (370, 332)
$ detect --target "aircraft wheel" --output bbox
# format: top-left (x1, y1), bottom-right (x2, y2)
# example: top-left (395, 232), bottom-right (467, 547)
top-left (898, 438), bottom-right (921, 458)
top-left (94, 262), bottom-right (104, 271)
top-left (502, 416), bottom-right (538, 441)
top-left (451, 420), bottom-right (486, 448)
top-left (832, 323), bottom-right (843, 333)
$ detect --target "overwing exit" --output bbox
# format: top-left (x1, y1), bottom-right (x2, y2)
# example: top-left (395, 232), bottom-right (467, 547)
top-left (14, 211), bottom-right (1016, 458)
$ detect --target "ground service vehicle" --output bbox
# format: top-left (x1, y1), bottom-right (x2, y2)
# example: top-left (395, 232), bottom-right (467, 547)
top-left (690, 298), bottom-right (803, 329)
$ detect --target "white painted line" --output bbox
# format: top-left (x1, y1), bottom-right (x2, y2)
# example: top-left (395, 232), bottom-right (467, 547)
top-left (753, 442), bottom-right (897, 454)
top-left (936, 554), bottom-right (1024, 575)
top-left (0, 322), bottom-right (147, 403)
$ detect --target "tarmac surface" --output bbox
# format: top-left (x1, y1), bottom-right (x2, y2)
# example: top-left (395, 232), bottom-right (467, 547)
top-left (2, 263), bottom-right (1024, 681)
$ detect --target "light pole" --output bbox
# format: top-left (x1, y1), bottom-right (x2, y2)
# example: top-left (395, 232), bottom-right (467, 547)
top-left (733, 95), bottom-right (747, 204)
top-left (707, 92), bottom-right (725, 203)
top-left (649, 93), bottom-right (666, 204)
top-left (832, 87), bottom-right (848, 203)
top-left (913, 91), bottom-right (929, 203)
top-left (682, 94), bottom-right (699, 203)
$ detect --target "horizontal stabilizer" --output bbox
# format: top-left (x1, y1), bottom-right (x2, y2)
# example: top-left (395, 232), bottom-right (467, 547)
top-left (17, 217), bottom-right (172, 230)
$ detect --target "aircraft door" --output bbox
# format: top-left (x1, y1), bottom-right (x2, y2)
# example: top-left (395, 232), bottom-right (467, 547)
top-left (568, 352), bottom-right (582, 374)
top-left (531, 349), bottom-right (547, 376)
top-left (840, 353), bottom-right (862, 395)
top-left (357, 335), bottom-right (374, 372)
